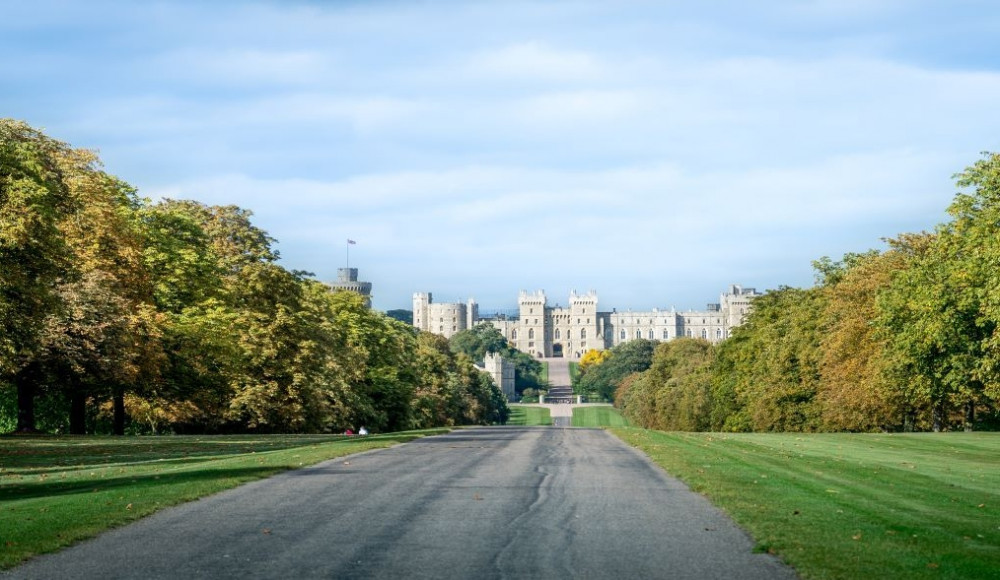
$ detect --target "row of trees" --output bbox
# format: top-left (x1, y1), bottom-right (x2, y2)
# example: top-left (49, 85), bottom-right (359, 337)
top-left (0, 119), bottom-right (508, 435)
top-left (601, 153), bottom-right (1000, 432)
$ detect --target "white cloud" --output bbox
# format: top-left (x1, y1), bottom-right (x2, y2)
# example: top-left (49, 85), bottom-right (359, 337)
top-left (464, 41), bottom-right (606, 82)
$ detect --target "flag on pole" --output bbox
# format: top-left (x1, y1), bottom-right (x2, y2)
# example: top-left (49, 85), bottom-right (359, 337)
top-left (347, 239), bottom-right (356, 245)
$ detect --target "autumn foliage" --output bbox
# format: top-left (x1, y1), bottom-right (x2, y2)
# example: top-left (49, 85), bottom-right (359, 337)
top-left (614, 154), bottom-right (1000, 432)
top-left (0, 120), bottom-right (508, 434)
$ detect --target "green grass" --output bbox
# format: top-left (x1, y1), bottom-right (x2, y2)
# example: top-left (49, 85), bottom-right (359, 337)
top-left (568, 361), bottom-right (581, 383)
top-left (610, 429), bottom-right (1000, 579)
top-left (539, 362), bottom-right (549, 385)
top-left (0, 430), bottom-right (446, 569)
top-left (571, 406), bottom-right (629, 427)
top-left (506, 406), bottom-right (552, 426)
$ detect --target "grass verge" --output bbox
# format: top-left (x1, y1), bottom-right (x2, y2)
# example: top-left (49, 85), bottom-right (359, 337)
top-left (507, 406), bottom-right (552, 426)
top-left (610, 428), bottom-right (999, 579)
top-left (0, 430), bottom-right (446, 569)
top-left (572, 406), bottom-right (629, 427)
top-left (568, 361), bottom-right (581, 383)
top-left (539, 362), bottom-right (549, 386)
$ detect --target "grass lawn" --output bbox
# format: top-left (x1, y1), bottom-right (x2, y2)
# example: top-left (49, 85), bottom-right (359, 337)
top-left (507, 406), bottom-right (552, 426)
top-left (568, 362), bottom-right (581, 383)
top-left (0, 430), bottom-right (445, 569)
top-left (539, 362), bottom-right (549, 386)
top-left (572, 406), bottom-right (629, 427)
top-left (610, 428), bottom-right (1000, 580)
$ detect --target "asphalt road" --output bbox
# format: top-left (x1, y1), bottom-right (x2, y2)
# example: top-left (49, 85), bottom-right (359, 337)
top-left (7, 427), bottom-right (797, 579)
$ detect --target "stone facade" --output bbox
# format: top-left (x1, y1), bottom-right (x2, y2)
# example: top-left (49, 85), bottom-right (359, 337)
top-left (329, 268), bottom-right (373, 306)
top-left (413, 285), bottom-right (760, 359)
top-left (412, 293), bottom-right (478, 339)
top-left (477, 352), bottom-right (515, 400)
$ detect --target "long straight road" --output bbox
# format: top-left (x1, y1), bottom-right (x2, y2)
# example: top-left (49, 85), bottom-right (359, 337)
top-left (8, 428), bottom-right (797, 579)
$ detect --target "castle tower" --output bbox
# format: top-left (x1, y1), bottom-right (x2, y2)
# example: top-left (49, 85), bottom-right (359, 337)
top-left (518, 291), bottom-right (548, 357)
top-left (329, 268), bottom-right (373, 307)
top-left (413, 292), bottom-right (431, 332)
top-left (467, 298), bottom-right (479, 329)
top-left (568, 290), bottom-right (601, 358)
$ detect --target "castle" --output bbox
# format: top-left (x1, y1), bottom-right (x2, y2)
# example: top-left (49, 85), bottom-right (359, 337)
top-left (413, 285), bottom-right (760, 360)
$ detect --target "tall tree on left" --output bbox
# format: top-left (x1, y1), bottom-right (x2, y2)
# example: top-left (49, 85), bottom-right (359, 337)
top-left (0, 120), bottom-right (77, 432)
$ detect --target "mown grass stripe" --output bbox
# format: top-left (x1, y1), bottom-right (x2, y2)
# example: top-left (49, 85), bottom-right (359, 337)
top-left (611, 429), bottom-right (999, 580)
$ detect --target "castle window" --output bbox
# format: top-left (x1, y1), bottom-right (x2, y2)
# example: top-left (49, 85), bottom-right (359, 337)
top-left (686, 329), bottom-right (693, 337)
top-left (555, 329), bottom-right (561, 339)
top-left (648, 329), bottom-right (654, 340)
top-left (662, 329), bottom-right (669, 339)
top-left (701, 329), bottom-right (708, 339)
top-left (636, 329), bottom-right (642, 339)
top-left (716, 329), bottom-right (722, 339)
top-left (439, 326), bottom-right (444, 332)
top-left (620, 329), bottom-right (626, 340)
top-left (580, 329), bottom-right (586, 339)
top-left (511, 330), bottom-right (517, 340)
top-left (528, 328), bottom-right (535, 340)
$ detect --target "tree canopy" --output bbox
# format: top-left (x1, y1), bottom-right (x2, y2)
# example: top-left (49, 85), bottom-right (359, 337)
top-left (0, 120), bottom-right (507, 435)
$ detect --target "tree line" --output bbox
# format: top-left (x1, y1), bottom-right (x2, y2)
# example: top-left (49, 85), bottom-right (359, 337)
top-left (0, 119), bottom-right (508, 435)
top-left (585, 153), bottom-right (1000, 432)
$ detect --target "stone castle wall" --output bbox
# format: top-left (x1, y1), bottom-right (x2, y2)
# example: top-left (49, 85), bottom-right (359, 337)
top-left (413, 285), bottom-right (760, 359)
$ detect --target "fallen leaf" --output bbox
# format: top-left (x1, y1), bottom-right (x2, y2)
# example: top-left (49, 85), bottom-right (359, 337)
top-left (473, 493), bottom-right (483, 501)
top-left (125, 503), bottom-right (132, 511)
top-left (927, 563), bottom-right (939, 569)
top-left (262, 528), bottom-right (271, 535)
top-left (852, 533), bottom-right (862, 541)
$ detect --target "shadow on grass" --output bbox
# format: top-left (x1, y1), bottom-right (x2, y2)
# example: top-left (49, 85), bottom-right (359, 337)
top-left (1, 465), bottom-right (295, 503)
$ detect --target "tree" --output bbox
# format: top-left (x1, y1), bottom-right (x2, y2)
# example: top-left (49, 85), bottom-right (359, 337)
top-left (816, 250), bottom-right (908, 431)
top-left (385, 309), bottom-right (413, 325)
top-left (876, 154), bottom-right (1000, 431)
top-left (1, 120), bottom-right (75, 431)
top-left (577, 339), bottom-right (656, 402)
top-left (617, 338), bottom-right (714, 430)
top-left (710, 287), bottom-right (825, 432)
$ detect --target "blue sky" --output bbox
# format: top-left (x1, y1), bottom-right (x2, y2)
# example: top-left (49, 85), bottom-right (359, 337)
top-left (4, 1), bottom-right (1000, 311)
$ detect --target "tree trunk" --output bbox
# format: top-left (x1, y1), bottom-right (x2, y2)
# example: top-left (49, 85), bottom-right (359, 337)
top-left (15, 362), bottom-right (39, 433)
top-left (112, 389), bottom-right (126, 436)
top-left (69, 391), bottom-right (87, 435)
top-left (964, 401), bottom-right (975, 432)
top-left (932, 404), bottom-right (943, 432)
top-left (16, 378), bottom-right (36, 433)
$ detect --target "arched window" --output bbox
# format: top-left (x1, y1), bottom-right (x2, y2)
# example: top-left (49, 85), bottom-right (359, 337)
top-left (716, 329), bottom-right (722, 339)
top-left (528, 328), bottom-right (535, 340)
top-left (648, 329), bottom-right (654, 339)
top-left (701, 329), bottom-right (708, 339)
top-left (686, 329), bottom-right (693, 337)
top-left (555, 329), bottom-right (561, 340)
top-left (636, 329), bottom-right (642, 339)
top-left (662, 329), bottom-right (669, 339)
top-left (580, 328), bottom-right (586, 339)
top-left (511, 330), bottom-right (517, 340)
top-left (620, 329), bottom-right (626, 340)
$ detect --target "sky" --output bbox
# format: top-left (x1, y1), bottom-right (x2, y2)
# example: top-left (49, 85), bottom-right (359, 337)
top-left (4, 1), bottom-right (1000, 312)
